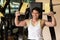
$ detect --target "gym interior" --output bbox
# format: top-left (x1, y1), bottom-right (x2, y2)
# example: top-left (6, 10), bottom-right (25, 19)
top-left (0, 0), bottom-right (60, 40)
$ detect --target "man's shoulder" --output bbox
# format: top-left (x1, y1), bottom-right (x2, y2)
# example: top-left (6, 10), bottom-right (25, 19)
top-left (25, 19), bottom-right (31, 26)
top-left (25, 19), bottom-right (31, 22)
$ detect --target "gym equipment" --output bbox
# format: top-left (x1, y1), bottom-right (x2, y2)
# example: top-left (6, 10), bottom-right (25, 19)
top-left (0, 0), bottom-right (10, 40)
top-left (18, 2), bottom-right (29, 21)
top-left (48, 0), bottom-right (56, 40)
top-left (16, 2), bottom-right (29, 40)
top-left (44, 0), bottom-right (56, 40)
top-left (0, 0), bottom-right (18, 40)
top-left (0, 0), bottom-right (10, 16)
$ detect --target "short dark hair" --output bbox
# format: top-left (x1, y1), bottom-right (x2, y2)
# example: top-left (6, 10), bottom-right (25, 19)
top-left (31, 7), bottom-right (42, 19)
top-left (32, 7), bottom-right (41, 13)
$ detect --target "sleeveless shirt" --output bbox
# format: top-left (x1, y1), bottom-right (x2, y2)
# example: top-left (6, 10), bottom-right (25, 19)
top-left (27, 19), bottom-right (43, 40)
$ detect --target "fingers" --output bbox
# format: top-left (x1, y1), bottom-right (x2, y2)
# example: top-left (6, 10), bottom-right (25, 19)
top-left (50, 12), bottom-right (54, 14)
top-left (47, 12), bottom-right (54, 16)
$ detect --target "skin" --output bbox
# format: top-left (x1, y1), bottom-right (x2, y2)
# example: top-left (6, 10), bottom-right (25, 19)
top-left (15, 10), bottom-right (57, 29)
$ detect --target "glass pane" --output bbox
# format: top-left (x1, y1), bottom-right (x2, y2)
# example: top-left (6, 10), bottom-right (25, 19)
top-left (5, 0), bottom-right (21, 14)
top-left (23, 0), bottom-right (35, 3)
top-left (0, 0), bottom-right (35, 14)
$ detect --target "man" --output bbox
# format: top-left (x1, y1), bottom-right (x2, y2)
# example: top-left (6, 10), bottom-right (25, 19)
top-left (15, 7), bottom-right (56, 40)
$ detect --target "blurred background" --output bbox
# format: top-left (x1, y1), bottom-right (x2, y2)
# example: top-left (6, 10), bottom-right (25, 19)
top-left (0, 0), bottom-right (60, 40)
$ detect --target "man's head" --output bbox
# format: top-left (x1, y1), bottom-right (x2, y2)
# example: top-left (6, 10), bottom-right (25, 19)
top-left (31, 7), bottom-right (41, 19)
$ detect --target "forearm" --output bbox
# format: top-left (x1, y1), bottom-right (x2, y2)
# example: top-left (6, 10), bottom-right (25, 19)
top-left (15, 16), bottom-right (20, 26)
top-left (51, 16), bottom-right (56, 26)
top-left (45, 12), bottom-right (57, 27)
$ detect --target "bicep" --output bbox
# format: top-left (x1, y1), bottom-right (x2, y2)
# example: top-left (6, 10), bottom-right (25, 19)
top-left (16, 20), bottom-right (27, 27)
top-left (20, 21), bottom-right (26, 26)
top-left (45, 21), bottom-right (54, 27)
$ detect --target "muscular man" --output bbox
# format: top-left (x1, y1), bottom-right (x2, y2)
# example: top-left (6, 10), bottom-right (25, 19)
top-left (15, 7), bottom-right (56, 40)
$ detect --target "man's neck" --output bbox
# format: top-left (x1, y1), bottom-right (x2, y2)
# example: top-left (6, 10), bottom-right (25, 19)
top-left (32, 18), bottom-right (38, 22)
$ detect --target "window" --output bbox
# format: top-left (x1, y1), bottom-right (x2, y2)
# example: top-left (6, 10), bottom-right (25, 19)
top-left (0, 0), bottom-right (35, 14)
top-left (23, 0), bottom-right (35, 3)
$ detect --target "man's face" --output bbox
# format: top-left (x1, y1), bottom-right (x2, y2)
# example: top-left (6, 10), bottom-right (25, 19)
top-left (32, 10), bottom-right (40, 19)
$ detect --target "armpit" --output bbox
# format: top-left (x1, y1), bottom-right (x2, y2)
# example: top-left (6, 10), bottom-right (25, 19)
top-left (25, 19), bottom-right (31, 27)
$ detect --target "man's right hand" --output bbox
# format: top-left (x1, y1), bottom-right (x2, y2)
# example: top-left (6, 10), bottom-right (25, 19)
top-left (15, 11), bottom-right (20, 17)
